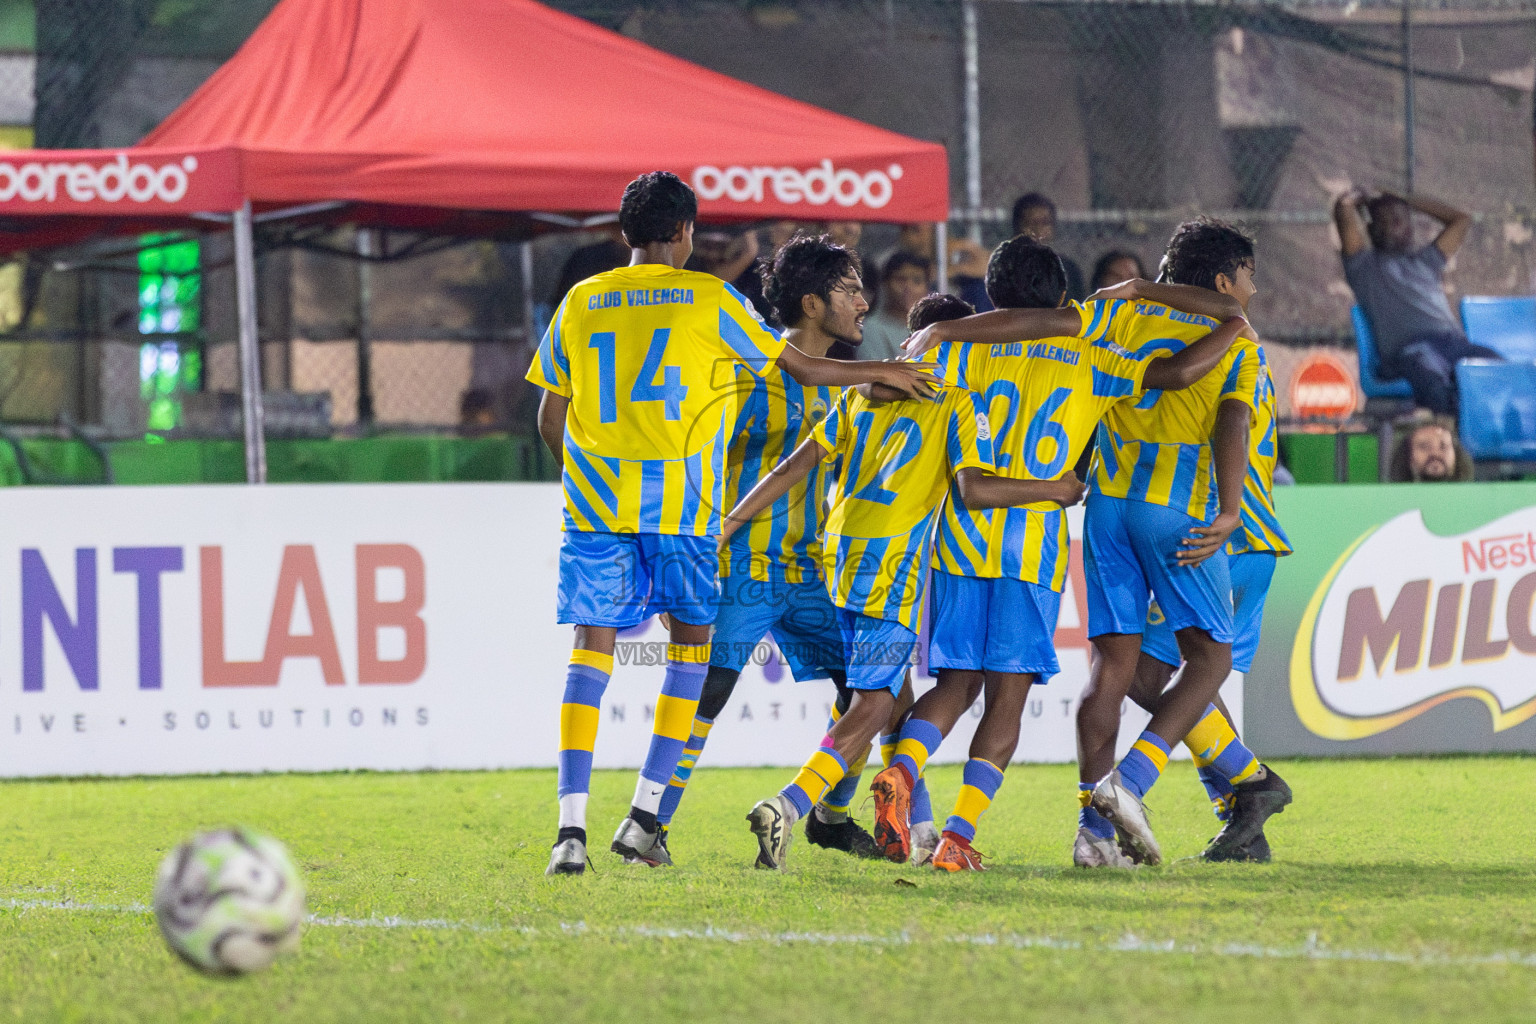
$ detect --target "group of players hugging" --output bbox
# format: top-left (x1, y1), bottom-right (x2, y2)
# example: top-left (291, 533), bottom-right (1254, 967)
top-left (527, 170), bottom-right (1293, 877)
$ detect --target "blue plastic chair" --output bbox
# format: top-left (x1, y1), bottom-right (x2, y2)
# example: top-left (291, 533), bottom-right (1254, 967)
top-left (1351, 305), bottom-right (1414, 400)
top-left (1461, 296), bottom-right (1536, 362)
top-left (1455, 360), bottom-right (1536, 461)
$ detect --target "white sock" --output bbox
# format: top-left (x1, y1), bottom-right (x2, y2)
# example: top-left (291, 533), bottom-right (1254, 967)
top-left (632, 776), bottom-right (667, 815)
top-left (776, 793), bottom-right (802, 828)
top-left (558, 793), bottom-right (588, 832)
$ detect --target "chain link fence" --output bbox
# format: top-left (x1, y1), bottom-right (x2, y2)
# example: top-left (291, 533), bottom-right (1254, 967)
top-left (2, 0), bottom-right (1533, 442)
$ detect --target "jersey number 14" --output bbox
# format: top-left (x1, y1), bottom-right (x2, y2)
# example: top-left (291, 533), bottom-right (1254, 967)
top-left (588, 328), bottom-right (688, 423)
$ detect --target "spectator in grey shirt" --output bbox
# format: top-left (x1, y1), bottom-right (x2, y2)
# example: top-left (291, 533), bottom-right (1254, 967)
top-left (1334, 188), bottom-right (1499, 415)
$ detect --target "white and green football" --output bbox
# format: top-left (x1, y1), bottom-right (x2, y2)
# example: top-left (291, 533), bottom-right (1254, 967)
top-left (152, 827), bottom-right (306, 975)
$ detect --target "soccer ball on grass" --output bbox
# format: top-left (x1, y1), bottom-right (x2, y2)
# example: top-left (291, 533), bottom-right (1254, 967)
top-left (153, 826), bottom-right (306, 975)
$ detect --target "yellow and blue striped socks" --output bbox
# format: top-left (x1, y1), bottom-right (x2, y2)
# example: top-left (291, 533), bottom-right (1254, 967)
top-left (819, 703), bottom-right (870, 819)
top-left (891, 718), bottom-right (943, 785)
top-left (656, 714), bottom-right (714, 827)
top-left (1116, 730), bottom-right (1171, 800)
top-left (1079, 782), bottom-right (1114, 839)
top-left (1184, 703), bottom-right (1260, 821)
top-left (881, 728), bottom-right (935, 826)
top-left (631, 643), bottom-right (711, 823)
top-left (782, 739), bottom-right (849, 819)
top-left (557, 648), bottom-right (613, 838)
top-left (943, 758), bottom-right (1004, 843)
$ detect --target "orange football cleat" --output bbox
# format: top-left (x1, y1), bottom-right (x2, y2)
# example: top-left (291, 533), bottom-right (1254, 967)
top-left (868, 766), bottom-right (913, 863)
top-left (931, 833), bottom-right (987, 872)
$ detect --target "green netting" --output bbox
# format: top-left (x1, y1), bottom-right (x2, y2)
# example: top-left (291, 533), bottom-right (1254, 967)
top-left (0, 436), bottom-right (558, 486)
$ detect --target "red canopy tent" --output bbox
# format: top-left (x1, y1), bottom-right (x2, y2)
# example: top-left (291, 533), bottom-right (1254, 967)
top-left (0, 0), bottom-right (950, 481)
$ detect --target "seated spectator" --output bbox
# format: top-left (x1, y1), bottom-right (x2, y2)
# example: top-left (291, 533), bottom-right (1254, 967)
top-left (460, 387), bottom-right (499, 434)
top-left (861, 252), bottom-right (933, 361)
top-left (1090, 249), bottom-right (1146, 292)
top-left (1334, 188), bottom-right (1498, 415)
top-left (946, 236), bottom-right (993, 313)
top-left (1388, 420), bottom-right (1474, 482)
top-left (1012, 192), bottom-right (1086, 301)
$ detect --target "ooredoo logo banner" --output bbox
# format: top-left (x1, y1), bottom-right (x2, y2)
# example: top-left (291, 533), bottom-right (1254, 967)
top-left (0, 147), bottom-right (243, 213)
top-left (1291, 507), bottom-right (1536, 740)
top-left (691, 159), bottom-right (902, 211)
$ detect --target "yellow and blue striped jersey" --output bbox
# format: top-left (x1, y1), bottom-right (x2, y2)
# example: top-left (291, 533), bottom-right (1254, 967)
top-left (1081, 299), bottom-right (1261, 520)
top-left (1227, 346), bottom-right (1292, 556)
top-left (922, 336), bottom-right (1150, 590)
top-left (721, 368), bottom-right (837, 583)
top-left (813, 386), bottom-right (993, 632)
top-left (525, 264), bottom-right (785, 536)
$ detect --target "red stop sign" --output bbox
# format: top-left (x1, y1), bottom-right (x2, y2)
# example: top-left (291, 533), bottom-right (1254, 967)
top-left (1290, 351), bottom-right (1359, 420)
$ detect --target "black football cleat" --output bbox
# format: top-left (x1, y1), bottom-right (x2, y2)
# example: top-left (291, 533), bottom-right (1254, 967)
top-left (1203, 766), bottom-right (1291, 862)
top-left (805, 811), bottom-right (882, 859)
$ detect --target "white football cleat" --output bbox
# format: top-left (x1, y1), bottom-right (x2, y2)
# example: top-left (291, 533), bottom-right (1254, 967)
top-left (610, 817), bottom-right (672, 867)
top-left (909, 821), bottom-right (941, 867)
top-left (746, 796), bottom-right (796, 870)
top-left (1090, 769), bottom-right (1162, 866)
top-left (545, 838), bottom-right (588, 876)
top-left (1072, 826), bottom-right (1135, 868)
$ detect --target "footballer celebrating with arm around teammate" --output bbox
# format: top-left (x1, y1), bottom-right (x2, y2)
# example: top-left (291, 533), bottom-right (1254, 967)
top-left (526, 172), bottom-right (941, 876)
top-left (901, 223), bottom-right (1262, 866)
top-left (725, 293), bottom-right (1085, 871)
top-left (871, 236), bottom-right (1255, 871)
top-left (1123, 220), bottom-right (1294, 865)
top-left (654, 233), bottom-right (908, 861)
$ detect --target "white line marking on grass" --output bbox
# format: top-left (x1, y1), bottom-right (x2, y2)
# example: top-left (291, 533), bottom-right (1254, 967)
top-left (4, 895), bottom-right (1535, 970)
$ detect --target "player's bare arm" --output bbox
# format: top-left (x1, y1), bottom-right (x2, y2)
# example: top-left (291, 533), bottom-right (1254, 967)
top-left (1141, 315), bottom-right (1252, 392)
top-left (776, 342), bottom-right (940, 400)
top-left (954, 468), bottom-right (1087, 512)
top-left (901, 306), bottom-right (1082, 359)
top-left (1177, 399), bottom-right (1250, 566)
top-left (536, 390), bottom-right (569, 469)
top-left (719, 435), bottom-right (827, 547)
top-left (1332, 188), bottom-right (1370, 257)
top-left (1386, 190), bottom-right (1472, 258)
top-left (1087, 279), bottom-right (1243, 323)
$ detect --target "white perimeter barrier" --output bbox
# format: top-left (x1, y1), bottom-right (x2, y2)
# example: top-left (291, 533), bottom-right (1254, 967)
top-left (0, 483), bottom-right (1239, 777)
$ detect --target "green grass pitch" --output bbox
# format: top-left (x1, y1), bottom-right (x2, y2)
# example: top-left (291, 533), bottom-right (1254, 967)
top-left (1, 757), bottom-right (1533, 1022)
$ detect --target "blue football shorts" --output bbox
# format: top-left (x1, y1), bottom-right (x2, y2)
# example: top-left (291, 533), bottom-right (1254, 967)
top-left (710, 570), bottom-right (845, 682)
top-left (836, 608), bottom-right (916, 697)
top-left (1142, 550), bottom-right (1277, 673)
top-left (1082, 493), bottom-right (1234, 644)
top-left (927, 570), bottom-right (1062, 680)
top-left (556, 530), bottom-right (720, 628)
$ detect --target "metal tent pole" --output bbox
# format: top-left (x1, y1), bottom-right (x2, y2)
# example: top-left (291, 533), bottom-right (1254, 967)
top-left (962, 0), bottom-right (982, 244)
top-left (232, 200), bottom-right (267, 484)
top-left (1402, 0), bottom-right (1416, 193)
top-left (520, 240), bottom-right (536, 343)
top-left (935, 219), bottom-right (949, 294)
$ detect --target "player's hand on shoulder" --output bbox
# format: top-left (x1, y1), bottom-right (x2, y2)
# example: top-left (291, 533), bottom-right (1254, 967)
top-left (875, 361), bottom-right (942, 401)
top-left (1176, 510), bottom-right (1241, 567)
top-left (1053, 471), bottom-right (1087, 508)
top-left (902, 323), bottom-right (947, 360)
top-left (1086, 278), bottom-right (1144, 303)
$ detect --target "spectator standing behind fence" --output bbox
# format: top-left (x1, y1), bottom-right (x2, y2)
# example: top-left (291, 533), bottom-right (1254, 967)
top-left (1090, 250), bottom-right (1146, 292)
top-left (549, 221), bottom-right (629, 307)
top-left (1388, 420), bottom-right (1474, 482)
top-left (1012, 193), bottom-right (1086, 301)
top-left (860, 252), bottom-right (933, 361)
top-left (1334, 188), bottom-right (1499, 416)
top-left (688, 226), bottom-right (775, 321)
